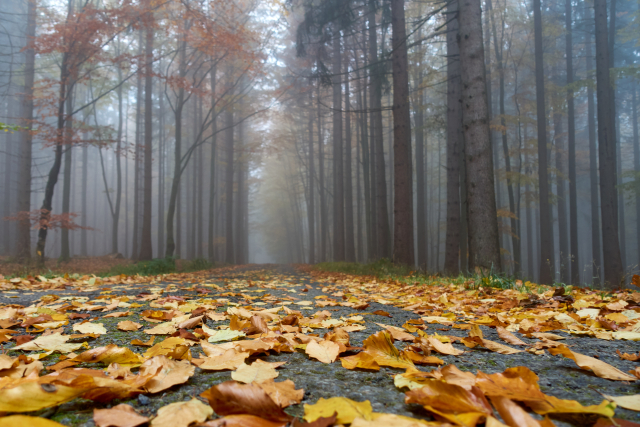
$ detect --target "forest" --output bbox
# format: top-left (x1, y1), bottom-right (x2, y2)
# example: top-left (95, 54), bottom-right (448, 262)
top-left (0, 0), bottom-right (639, 289)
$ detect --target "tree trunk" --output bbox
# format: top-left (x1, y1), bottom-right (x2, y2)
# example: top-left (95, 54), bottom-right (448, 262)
top-left (16, 0), bottom-right (36, 261)
top-left (344, 59), bottom-right (356, 263)
top-left (307, 87), bottom-right (315, 264)
top-left (208, 66), bottom-right (217, 262)
top-left (157, 63), bottom-right (165, 258)
top-left (235, 110), bottom-right (245, 264)
top-left (60, 83), bottom-right (73, 261)
top-left (390, 0), bottom-right (414, 266)
top-left (332, 27), bottom-right (345, 262)
top-left (132, 30), bottom-right (143, 260)
top-left (458, 0), bottom-right (501, 271)
top-left (594, 0), bottom-right (623, 288)
top-left (586, 28), bottom-right (602, 285)
top-left (444, 0), bottom-right (462, 274)
top-left (368, 0), bottom-right (390, 259)
top-left (633, 89), bottom-right (639, 271)
top-left (565, 0), bottom-right (578, 284)
top-left (533, 0), bottom-right (553, 283)
top-left (317, 81), bottom-right (327, 262)
top-left (225, 105), bottom-right (235, 264)
top-left (139, 22), bottom-right (154, 261)
top-left (553, 84), bottom-right (569, 283)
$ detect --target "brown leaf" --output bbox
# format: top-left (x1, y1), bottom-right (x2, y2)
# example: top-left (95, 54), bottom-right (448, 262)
top-left (361, 331), bottom-right (415, 369)
top-left (73, 344), bottom-right (143, 366)
top-left (197, 349), bottom-right (250, 371)
top-left (231, 360), bottom-right (283, 384)
top-left (117, 321), bottom-right (142, 331)
top-left (496, 327), bottom-right (527, 346)
top-left (549, 345), bottom-right (637, 381)
top-left (151, 398), bottom-right (213, 427)
top-left (139, 356), bottom-right (195, 393)
top-left (131, 336), bottom-right (155, 347)
top-left (177, 315), bottom-right (203, 330)
top-left (305, 340), bottom-right (340, 364)
top-left (200, 380), bottom-right (293, 423)
top-left (617, 350), bottom-right (640, 361)
top-left (15, 335), bottom-right (34, 345)
top-left (372, 310), bottom-right (392, 318)
top-left (257, 379), bottom-right (304, 408)
top-left (490, 396), bottom-right (544, 427)
top-left (199, 415), bottom-right (288, 427)
top-left (93, 404), bottom-right (149, 427)
top-left (340, 352), bottom-right (381, 371)
top-left (246, 315), bottom-right (270, 335)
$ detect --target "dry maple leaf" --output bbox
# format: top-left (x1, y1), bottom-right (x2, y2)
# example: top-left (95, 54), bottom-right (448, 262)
top-left (73, 322), bottom-right (107, 335)
top-left (73, 344), bottom-right (143, 366)
top-left (200, 380), bottom-right (293, 422)
top-left (257, 379), bottom-right (304, 408)
top-left (196, 349), bottom-right (250, 371)
top-left (304, 397), bottom-right (373, 425)
top-left (150, 398), bottom-right (213, 427)
top-left (0, 415), bottom-right (67, 427)
top-left (231, 360), bottom-right (283, 384)
top-left (549, 345), bottom-right (637, 381)
top-left (11, 333), bottom-right (87, 354)
top-left (490, 396), bottom-right (549, 427)
top-left (361, 331), bottom-right (415, 369)
top-left (93, 403), bottom-right (149, 427)
top-left (341, 351), bottom-right (380, 371)
top-left (200, 414), bottom-right (289, 427)
top-left (617, 349), bottom-right (640, 361)
top-left (117, 321), bottom-right (142, 331)
top-left (305, 339), bottom-right (340, 364)
top-left (139, 356), bottom-right (195, 393)
top-left (496, 327), bottom-right (527, 346)
top-left (0, 374), bottom-right (96, 412)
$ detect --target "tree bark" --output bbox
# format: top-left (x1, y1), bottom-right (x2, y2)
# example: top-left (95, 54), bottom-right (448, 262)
top-left (208, 65), bottom-right (217, 262)
top-left (533, 0), bottom-right (553, 284)
top-left (633, 89), bottom-right (639, 271)
top-left (332, 27), bottom-right (345, 262)
top-left (594, 0), bottom-right (623, 288)
top-left (565, 0), bottom-right (578, 284)
top-left (586, 27), bottom-right (602, 285)
top-left (317, 81), bottom-right (327, 262)
top-left (344, 58), bottom-right (356, 263)
top-left (390, 0), bottom-right (414, 266)
top-left (132, 30), bottom-right (143, 260)
top-left (308, 87), bottom-right (315, 264)
top-left (444, 0), bottom-right (462, 274)
top-left (458, 0), bottom-right (501, 271)
top-left (368, 0), bottom-right (390, 259)
top-left (139, 21), bottom-right (154, 261)
top-left (60, 81), bottom-right (73, 261)
top-left (225, 105), bottom-right (235, 264)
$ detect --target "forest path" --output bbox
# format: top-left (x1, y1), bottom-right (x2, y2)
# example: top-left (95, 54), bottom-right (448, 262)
top-left (1, 264), bottom-right (639, 426)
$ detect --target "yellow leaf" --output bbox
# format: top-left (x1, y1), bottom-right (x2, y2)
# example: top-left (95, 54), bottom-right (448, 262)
top-left (603, 394), bottom-right (640, 412)
top-left (231, 360), bottom-right (282, 384)
top-left (0, 376), bottom-right (94, 412)
top-left (150, 398), bottom-right (213, 427)
top-left (73, 322), bottom-right (107, 335)
top-left (362, 331), bottom-right (415, 369)
top-left (304, 397), bottom-right (373, 425)
top-left (11, 333), bottom-right (86, 354)
top-left (139, 356), bottom-right (195, 393)
top-left (549, 345), bottom-right (637, 381)
top-left (207, 329), bottom-right (246, 343)
top-left (257, 379), bottom-right (304, 408)
top-left (73, 344), bottom-right (143, 367)
top-left (144, 323), bottom-right (177, 335)
top-left (305, 340), bottom-right (340, 364)
top-left (197, 349), bottom-right (250, 371)
top-left (0, 416), bottom-right (67, 427)
top-left (117, 321), bottom-right (142, 331)
top-left (93, 404), bottom-right (149, 427)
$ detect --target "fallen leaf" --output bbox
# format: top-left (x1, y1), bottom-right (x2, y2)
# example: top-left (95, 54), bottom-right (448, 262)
top-left (139, 356), bottom-right (195, 393)
top-left (603, 394), bottom-right (640, 412)
top-left (131, 337), bottom-right (155, 347)
top-left (73, 322), bottom-right (107, 335)
top-left (232, 360), bottom-right (282, 384)
top-left (0, 416), bottom-right (67, 427)
top-left (304, 397), bottom-right (373, 425)
top-left (200, 380), bottom-right (292, 422)
top-left (361, 331), bottom-right (414, 369)
top-left (424, 336), bottom-right (464, 356)
top-left (0, 375), bottom-right (96, 412)
top-left (208, 329), bottom-right (246, 343)
top-left (496, 327), bottom-right (527, 346)
top-left (118, 321), bottom-right (142, 331)
top-left (11, 333), bottom-right (86, 354)
top-left (150, 398), bottom-right (213, 427)
top-left (94, 404), bottom-right (149, 427)
top-left (490, 396), bottom-right (543, 427)
top-left (617, 350), bottom-right (640, 361)
top-left (200, 415), bottom-right (288, 427)
top-left (341, 352), bottom-right (380, 371)
top-left (305, 340), bottom-right (340, 364)
top-left (549, 345), bottom-right (637, 381)
top-left (197, 349), bottom-right (250, 371)
top-left (73, 345), bottom-right (143, 366)
top-left (144, 323), bottom-right (177, 335)
top-left (257, 379), bottom-right (304, 408)
top-left (530, 333), bottom-right (565, 341)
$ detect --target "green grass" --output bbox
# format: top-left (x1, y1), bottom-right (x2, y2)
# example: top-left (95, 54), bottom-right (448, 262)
top-left (100, 258), bottom-right (216, 277)
top-left (314, 259), bottom-right (546, 293)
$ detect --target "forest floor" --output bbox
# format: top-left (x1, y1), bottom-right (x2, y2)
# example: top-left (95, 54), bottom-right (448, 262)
top-left (0, 264), bottom-right (639, 427)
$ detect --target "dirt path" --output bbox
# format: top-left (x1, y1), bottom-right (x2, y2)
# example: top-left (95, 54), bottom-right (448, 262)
top-left (1, 264), bottom-right (638, 426)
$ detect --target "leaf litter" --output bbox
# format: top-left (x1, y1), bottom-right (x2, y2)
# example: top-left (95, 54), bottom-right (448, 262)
top-left (0, 266), bottom-right (639, 426)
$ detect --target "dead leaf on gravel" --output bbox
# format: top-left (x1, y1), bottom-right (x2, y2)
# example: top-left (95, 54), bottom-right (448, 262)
top-left (139, 356), bottom-right (195, 393)
top-left (117, 321), bottom-right (142, 331)
top-left (196, 349), bottom-right (250, 371)
top-left (257, 379), bottom-right (304, 408)
top-left (144, 323), bottom-right (177, 335)
top-left (530, 333), bottom-right (565, 341)
top-left (131, 336), bottom-right (155, 347)
top-left (200, 415), bottom-right (288, 427)
top-left (351, 413), bottom-right (434, 427)
top-left (0, 416), bottom-right (67, 427)
top-left (361, 331), bottom-right (414, 369)
top-left (496, 327), bottom-right (527, 346)
top-left (304, 397), bottom-right (373, 425)
top-left (617, 350), bottom-right (640, 361)
top-left (11, 333), bottom-right (86, 354)
top-left (150, 398), bottom-right (213, 427)
top-left (341, 351), bottom-right (380, 371)
top-left (93, 403), bottom-right (149, 427)
top-left (0, 375), bottom-right (96, 412)
top-left (73, 322), bottom-right (107, 335)
top-left (423, 336), bottom-right (464, 356)
top-left (549, 345), bottom-right (637, 381)
top-left (231, 360), bottom-right (283, 384)
top-left (602, 394), bottom-right (640, 412)
top-left (73, 344), bottom-right (143, 366)
top-left (104, 311), bottom-right (132, 318)
top-left (490, 396), bottom-right (544, 427)
top-left (375, 323), bottom-right (415, 341)
top-left (305, 339), bottom-right (340, 363)
top-left (200, 380), bottom-right (293, 422)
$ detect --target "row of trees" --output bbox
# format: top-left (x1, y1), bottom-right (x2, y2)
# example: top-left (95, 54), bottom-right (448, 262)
top-left (0, 0), bottom-right (268, 266)
top-left (263, 0), bottom-right (637, 288)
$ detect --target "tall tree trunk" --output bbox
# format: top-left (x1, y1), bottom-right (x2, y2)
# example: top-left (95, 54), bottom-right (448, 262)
top-left (368, 0), bottom-right (390, 259)
top-left (132, 30), bottom-right (143, 260)
top-left (60, 83), bottom-right (73, 261)
top-left (225, 105), bottom-right (235, 264)
top-left (165, 29), bottom-right (187, 259)
top-left (390, 0), bottom-right (414, 266)
top-left (633, 89), bottom-right (639, 270)
top-left (235, 111), bottom-right (245, 264)
top-left (81, 144), bottom-right (88, 255)
top-left (458, 0), bottom-right (501, 271)
top-left (344, 60), bottom-right (356, 262)
top-left (553, 82), bottom-right (569, 283)
top-left (208, 66), bottom-right (217, 262)
top-left (586, 28), bottom-right (602, 285)
top-left (444, 0), bottom-right (461, 274)
top-left (332, 27), bottom-right (345, 262)
top-left (318, 82), bottom-right (327, 262)
top-left (197, 95), bottom-right (204, 259)
top-left (157, 64), bottom-right (165, 258)
top-left (565, 0), bottom-right (578, 284)
top-left (139, 22), bottom-right (154, 261)
top-left (533, 0), bottom-right (553, 283)
top-left (16, 0), bottom-right (36, 261)
top-left (112, 47), bottom-right (123, 255)
top-left (354, 49), bottom-right (371, 262)
top-left (594, 0), bottom-right (623, 288)
top-left (308, 87), bottom-right (315, 264)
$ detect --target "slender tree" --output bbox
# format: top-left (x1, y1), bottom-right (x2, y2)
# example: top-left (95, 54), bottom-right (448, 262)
top-left (565, 0), bottom-right (578, 284)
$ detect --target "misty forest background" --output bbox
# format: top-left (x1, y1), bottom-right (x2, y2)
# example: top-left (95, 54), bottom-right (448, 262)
top-left (0, 0), bottom-right (638, 288)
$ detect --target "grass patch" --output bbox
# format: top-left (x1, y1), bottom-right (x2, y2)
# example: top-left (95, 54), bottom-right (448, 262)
top-left (100, 258), bottom-right (216, 277)
top-left (315, 259), bottom-right (414, 278)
